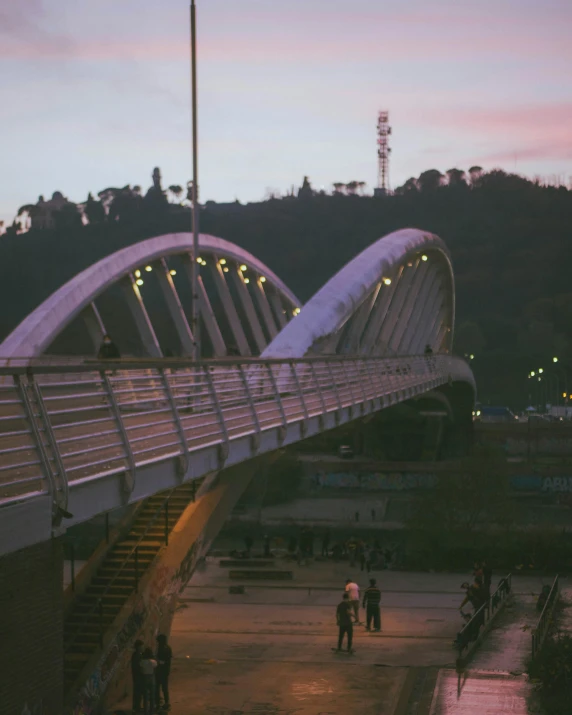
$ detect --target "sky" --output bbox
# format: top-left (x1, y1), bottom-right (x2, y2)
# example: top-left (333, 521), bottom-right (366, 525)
top-left (1, 0), bottom-right (571, 225)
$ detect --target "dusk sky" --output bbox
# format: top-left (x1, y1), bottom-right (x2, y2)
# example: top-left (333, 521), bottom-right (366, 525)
top-left (1, 0), bottom-right (571, 225)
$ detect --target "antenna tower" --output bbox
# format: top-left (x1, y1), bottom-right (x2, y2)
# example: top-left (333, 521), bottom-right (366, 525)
top-left (377, 111), bottom-right (392, 194)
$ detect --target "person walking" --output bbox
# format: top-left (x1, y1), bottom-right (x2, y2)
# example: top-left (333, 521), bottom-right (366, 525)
top-left (131, 639), bottom-right (144, 714)
top-left (140, 647), bottom-right (157, 715)
top-left (335, 593), bottom-right (355, 654)
top-left (345, 578), bottom-right (361, 623)
top-left (155, 634), bottom-right (172, 711)
top-left (363, 578), bottom-right (382, 631)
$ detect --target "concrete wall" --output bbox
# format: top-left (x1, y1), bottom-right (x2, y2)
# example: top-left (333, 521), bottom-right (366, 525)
top-left (0, 539), bottom-right (64, 715)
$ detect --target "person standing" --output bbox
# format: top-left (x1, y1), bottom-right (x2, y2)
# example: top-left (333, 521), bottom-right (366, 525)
top-left (97, 334), bottom-right (120, 360)
top-left (140, 647), bottom-right (157, 715)
top-left (155, 634), bottom-right (172, 711)
top-left (244, 534), bottom-right (253, 556)
top-left (263, 534), bottom-right (271, 558)
top-left (358, 541), bottom-right (366, 571)
top-left (321, 528), bottom-right (331, 558)
top-left (131, 639), bottom-right (144, 714)
top-left (336, 593), bottom-right (355, 653)
top-left (482, 560), bottom-right (492, 599)
top-left (348, 539), bottom-right (357, 567)
top-left (363, 578), bottom-right (382, 631)
top-left (345, 578), bottom-right (361, 623)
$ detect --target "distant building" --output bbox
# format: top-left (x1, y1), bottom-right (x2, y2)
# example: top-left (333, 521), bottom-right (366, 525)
top-left (298, 176), bottom-right (314, 199)
top-left (28, 192), bottom-right (78, 230)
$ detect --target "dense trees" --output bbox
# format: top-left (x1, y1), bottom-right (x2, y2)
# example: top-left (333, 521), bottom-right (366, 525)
top-left (1, 167), bottom-right (571, 407)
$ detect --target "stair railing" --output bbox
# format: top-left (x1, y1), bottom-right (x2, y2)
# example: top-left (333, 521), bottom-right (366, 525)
top-left (532, 574), bottom-right (559, 659)
top-left (65, 487), bottom-right (177, 657)
top-left (455, 573), bottom-right (512, 694)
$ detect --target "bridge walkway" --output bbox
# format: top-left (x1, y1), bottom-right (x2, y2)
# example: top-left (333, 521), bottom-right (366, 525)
top-left (0, 356), bottom-right (453, 503)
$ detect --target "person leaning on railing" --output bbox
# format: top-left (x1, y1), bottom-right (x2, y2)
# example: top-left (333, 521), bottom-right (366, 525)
top-left (97, 334), bottom-right (120, 360)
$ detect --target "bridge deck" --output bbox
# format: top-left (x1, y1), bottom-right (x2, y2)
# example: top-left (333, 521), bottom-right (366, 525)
top-left (0, 355), bottom-right (473, 555)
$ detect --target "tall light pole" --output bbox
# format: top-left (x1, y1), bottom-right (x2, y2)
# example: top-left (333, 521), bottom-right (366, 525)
top-left (190, 0), bottom-right (201, 359)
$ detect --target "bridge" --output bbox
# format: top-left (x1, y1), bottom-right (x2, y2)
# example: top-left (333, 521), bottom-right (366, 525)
top-left (0, 227), bottom-right (474, 714)
top-left (0, 228), bottom-right (474, 556)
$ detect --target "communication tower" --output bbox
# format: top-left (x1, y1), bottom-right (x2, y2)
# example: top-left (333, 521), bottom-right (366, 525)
top-left (376, 111), bottom-right (392, 194)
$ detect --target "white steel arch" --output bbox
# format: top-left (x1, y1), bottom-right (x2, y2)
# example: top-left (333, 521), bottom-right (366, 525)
top-left (262, 228), bottom-right (455, 359)
top-left (0, 233), bottom-right (300, 359)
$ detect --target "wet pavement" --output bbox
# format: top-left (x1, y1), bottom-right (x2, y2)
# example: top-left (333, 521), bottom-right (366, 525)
top-left (430, 589), bottom-right (546, 714)
top-left (111, 554), bottom-right (564, 714)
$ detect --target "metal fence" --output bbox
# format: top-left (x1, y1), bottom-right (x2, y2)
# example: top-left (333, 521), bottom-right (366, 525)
top-left (531, 574), bottom-right (559, 659)
top-left (0, 354), bottom-right (473, 515)
top-left (455, 573), bottom-right (513, 668)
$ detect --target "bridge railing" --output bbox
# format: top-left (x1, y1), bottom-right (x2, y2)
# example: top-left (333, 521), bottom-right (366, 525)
top-left (0, 354), bottom-right (472, 512)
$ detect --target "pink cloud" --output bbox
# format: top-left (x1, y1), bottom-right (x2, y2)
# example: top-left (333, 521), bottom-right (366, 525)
top-left (430, 104), bottom-right (572, 147)
top-left (1, 17), bottom-right (569, 66)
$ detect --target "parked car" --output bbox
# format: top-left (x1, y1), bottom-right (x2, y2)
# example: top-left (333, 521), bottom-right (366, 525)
top-left (338, 445), bottom-right (354, 459)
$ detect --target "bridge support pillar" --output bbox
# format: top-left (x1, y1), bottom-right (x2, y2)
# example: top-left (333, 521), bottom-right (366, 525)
top-left (0, 539), bottom-right (64, 715)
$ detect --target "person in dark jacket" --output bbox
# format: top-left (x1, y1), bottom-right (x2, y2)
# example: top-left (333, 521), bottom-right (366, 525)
top-left (131, 639), bottom-right (144, 713)
top-left (482, 560), bottom-right (493, 598)
top-left (97, 334), bottom-right (120, 360)
top-left (336, 593), bottom-right (355, 653)
top-left (155, 634), bottom-right (172, 711)
top-left (363, 578), bottom-right (382, 631)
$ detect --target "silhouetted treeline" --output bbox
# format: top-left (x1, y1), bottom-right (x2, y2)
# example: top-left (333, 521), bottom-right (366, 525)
top-left (2, 167), bottom-right (571, 407)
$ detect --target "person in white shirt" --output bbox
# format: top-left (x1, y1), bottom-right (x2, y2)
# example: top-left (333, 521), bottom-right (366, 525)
top-left (345, 579), bottom-right (361, 623)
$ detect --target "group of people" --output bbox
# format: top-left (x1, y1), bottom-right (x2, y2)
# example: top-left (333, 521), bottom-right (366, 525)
top-left (335, 577), bottom-right (383, 654)
top-left (241, 531), bottom-right (394, 572)
top-left (131, 634), bottom-right (172, 714)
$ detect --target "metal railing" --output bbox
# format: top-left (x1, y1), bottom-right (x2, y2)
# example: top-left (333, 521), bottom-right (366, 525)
top-left (0, 354), bottom-right (474, 514)
top-left (532, 574), bottom-right (559, 659)
top-left (455, 573), bottom-right (512, 667)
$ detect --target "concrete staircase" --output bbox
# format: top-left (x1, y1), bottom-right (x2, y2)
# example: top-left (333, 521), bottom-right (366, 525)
top-left (63, 483), bottom-right (196, 692)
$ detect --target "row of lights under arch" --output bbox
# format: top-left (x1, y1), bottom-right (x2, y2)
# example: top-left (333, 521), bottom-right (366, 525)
top-left (381, 253), bottom-right (428, 287)
top-left (132, 258), bottom-right (301, 316)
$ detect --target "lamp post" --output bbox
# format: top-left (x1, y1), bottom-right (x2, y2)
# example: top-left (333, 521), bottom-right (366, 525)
top-left (190, 0), bottom-right (201, 360)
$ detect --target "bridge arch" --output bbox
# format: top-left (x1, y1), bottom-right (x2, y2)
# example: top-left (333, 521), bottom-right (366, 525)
top-left (262, 228), bottom-right (454, 358)
top-left (0, 233), bottom-right (300, 359)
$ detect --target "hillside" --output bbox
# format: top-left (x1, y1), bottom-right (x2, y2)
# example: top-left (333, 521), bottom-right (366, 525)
top-left (2, 169), bottom-right (571, 407)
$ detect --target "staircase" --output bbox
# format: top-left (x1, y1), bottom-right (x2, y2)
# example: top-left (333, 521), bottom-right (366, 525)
top-left (63, 482), bottom-right (197, 692)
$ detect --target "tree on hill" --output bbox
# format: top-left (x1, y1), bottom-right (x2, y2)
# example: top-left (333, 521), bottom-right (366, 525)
top-left (446, 168), bottom-right (467, 188)
top-left (418, 169), bottom-right (444, 192)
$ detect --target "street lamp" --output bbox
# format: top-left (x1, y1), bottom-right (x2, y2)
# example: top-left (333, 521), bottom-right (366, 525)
top-left (190, 0), bottom-right (200, 359)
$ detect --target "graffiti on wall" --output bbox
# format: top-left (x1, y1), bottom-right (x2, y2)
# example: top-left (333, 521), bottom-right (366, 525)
top-left (70, 529), bottom-right (207, 715)
top-left (313, 471), bottom-right (436, 491)
top-left (70, 596), bottom-right (147, 715)
top-left (542, 476), bottom-right (572, 493)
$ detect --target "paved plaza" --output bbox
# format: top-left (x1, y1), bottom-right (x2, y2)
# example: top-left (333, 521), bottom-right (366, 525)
top-left (112, 545), bottom-right (566, 714)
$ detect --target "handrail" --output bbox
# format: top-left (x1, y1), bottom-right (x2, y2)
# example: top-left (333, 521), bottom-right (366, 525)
top-left (532, 574), bottom-right (559, 659)
top-left (64, 488), bottom-right (176, 654)
top-left (0, 354), bottom-right (475, 519)
top-left (0, 353), bottom-right (473, 375)
top-left (455, 573), bottom-right (512, 665)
